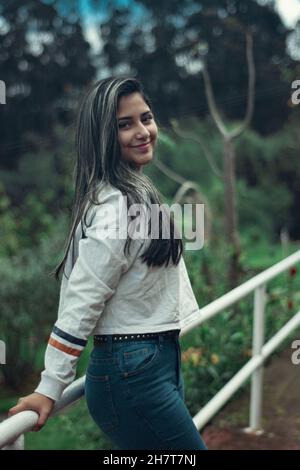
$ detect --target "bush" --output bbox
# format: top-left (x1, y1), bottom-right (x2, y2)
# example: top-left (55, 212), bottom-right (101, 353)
top-left (0, 216), bottom-right (69, 389)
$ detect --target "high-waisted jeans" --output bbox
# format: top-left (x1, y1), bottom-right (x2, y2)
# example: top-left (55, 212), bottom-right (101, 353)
top-left (85, 331), bottom-right (207, 450)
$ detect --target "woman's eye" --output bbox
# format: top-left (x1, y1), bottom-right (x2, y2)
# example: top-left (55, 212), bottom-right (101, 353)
top-left (118, 115), bottom-right (153, 129)
top-left (119, 122), bottom-right (130, 129)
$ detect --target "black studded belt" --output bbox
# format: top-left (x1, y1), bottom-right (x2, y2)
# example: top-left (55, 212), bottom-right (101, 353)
top-left (94, 329), bottom-right (180, 345)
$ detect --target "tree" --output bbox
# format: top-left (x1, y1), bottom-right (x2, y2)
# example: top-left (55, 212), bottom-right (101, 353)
top-left (93, 0), bottom-right (295, 134)
top-left (200, 30), bottom-right (255, 287)
top-left (0, 0), bottom-right (96, 170)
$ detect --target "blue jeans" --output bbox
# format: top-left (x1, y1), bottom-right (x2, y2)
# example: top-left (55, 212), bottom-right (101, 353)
top-left (85, 331), bottom-right (207, 450)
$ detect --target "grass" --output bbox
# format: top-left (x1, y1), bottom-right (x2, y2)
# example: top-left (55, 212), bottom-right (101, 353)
top-left (242, 240), bottom-right (300, 270)
top-left (25, 399), bottom-right (116, 450)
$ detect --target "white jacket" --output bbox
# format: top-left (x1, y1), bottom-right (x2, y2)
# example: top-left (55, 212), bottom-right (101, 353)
top-left (35, 183), bottom-right (200, 401)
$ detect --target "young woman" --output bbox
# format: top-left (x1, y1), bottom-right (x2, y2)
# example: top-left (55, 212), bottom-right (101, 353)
top-left (8, 77), bottom-right (207, 450)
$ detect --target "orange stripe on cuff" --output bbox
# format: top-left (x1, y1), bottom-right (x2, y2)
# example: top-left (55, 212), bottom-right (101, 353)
top-left (48, 337), bottom-right (81, 357)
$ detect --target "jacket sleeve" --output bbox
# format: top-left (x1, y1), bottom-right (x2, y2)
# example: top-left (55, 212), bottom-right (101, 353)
top-left (35, 190), bottom-right (130, 402)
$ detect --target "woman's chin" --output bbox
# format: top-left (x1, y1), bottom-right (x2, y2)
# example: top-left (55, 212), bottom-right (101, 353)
top-left (124, 153), bottom-right (153, 170)
top-left (135, 154), bottom-right (153, 167)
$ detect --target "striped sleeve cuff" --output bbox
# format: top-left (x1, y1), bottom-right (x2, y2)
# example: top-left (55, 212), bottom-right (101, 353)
top-left (35, 326), bottom-right (88, 402)
top-left (49, 325), bottom-right (87, 357)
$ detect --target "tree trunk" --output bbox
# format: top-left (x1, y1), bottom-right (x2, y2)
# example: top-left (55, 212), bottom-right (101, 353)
top-left (223, 137), bottom-right (241, 288)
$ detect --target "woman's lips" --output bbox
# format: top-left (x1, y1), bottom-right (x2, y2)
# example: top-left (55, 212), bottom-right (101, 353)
top-left (131, 141), bottom-right (151, 148)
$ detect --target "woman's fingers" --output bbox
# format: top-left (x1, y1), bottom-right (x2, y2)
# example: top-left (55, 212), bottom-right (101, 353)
top-left (8, 397), bottom-right (26, 416)
top-left (7, 393), bottom-right (55, 432)
top-left (8, 403), bottom-right (26, 417)
top-left (34, 410), bottom-right (49, 432)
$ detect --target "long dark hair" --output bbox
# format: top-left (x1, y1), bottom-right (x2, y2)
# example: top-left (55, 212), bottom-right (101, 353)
top-left (51, 76), bottom-right (183, 281)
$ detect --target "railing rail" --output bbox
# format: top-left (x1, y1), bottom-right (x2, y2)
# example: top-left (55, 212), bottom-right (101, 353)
top-left (1, 250), bottom-right (300, 449)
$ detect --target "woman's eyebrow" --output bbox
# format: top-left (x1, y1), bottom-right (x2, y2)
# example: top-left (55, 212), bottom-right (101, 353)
top-left (118, 110), bottom-right (152, 121)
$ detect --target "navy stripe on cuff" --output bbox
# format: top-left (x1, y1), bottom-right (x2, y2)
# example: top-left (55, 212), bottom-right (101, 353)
top-left (52, 325), bottom-right (87, 347)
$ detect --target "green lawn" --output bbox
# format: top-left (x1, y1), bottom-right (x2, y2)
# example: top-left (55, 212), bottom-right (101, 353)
top-left (25, 399), bottom-right (115, 450)
top-left (242, 240), bottom-right (300, 270)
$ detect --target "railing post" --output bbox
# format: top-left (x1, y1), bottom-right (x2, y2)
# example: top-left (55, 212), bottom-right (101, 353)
top-left (246, 284), bottom-right (266, 434)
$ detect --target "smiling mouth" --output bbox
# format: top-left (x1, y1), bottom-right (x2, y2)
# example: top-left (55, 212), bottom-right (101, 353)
top-left (131, 141), bottom-right (152, 148)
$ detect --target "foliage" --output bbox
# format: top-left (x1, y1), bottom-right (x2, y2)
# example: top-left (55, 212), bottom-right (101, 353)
top-left (95, 0), bottom-right (295, 134)
top-left (12, 238), bottom-right (300, 449)
top-left (0, 0), bottom-right (300, 450)
top-left (0, 182), bottom-right (20, 256)
top-left (0, 0), bottom-right (95, 169)
top-left (0, 125), bottom-right (75, 255)
top-left (0, 215), bottom-right (68, 389)
top-left (147, 117), bottom-right (300, 240)
top-left (180, 241), bottom-right (300, 416)
top-left (235, 118), bottom-right (300, 239)
top-left (1, 113), bottom-right (299, 391)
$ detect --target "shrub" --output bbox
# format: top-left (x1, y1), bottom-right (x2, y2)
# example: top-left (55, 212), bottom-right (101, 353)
top-left (0, 216), bottom-right (68, 389)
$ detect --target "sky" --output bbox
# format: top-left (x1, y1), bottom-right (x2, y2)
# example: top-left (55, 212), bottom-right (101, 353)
top-left (276, 0), bottom-right (300, 27)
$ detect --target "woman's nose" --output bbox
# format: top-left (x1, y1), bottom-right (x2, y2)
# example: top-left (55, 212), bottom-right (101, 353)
top-left (135, 122), bottom-right (150, 138)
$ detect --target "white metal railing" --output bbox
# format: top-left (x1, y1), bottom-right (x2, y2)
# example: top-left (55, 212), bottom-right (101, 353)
top-left (0, 376), bottom-right (86, 449)
top-left (183, 249), bottom-right (300, 431)
top-left (1, 249), bottom-right (300, 449)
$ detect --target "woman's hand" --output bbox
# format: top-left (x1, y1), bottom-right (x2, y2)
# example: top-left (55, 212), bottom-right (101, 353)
top-left (8, 392), bottom-right (55, 432)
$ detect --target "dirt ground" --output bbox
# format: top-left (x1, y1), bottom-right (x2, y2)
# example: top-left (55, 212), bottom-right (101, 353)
top-left (201, 345), bottom-right (300, 450)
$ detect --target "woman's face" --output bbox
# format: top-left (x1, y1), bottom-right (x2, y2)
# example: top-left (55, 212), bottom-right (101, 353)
top-left (117, 92), bottom-right (158, 171)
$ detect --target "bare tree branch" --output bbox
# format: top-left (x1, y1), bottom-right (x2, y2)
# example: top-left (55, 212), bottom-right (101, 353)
top-left (153, 157), bottom-right (186, 185)
top-left (199, 29), bottom-right (256, 288)
top-left (152, 159), bottom-right (212, 241)
top-left (170, 119), bottom-right (222, 178)
top-left (202, 62), bottom-right (228, 137)
top-left (173, 181), bottom-right (212, 242)
top-left (201, 30), bottom-right (255, 142)
top-left (229, 31), bottom-right (255, 139)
